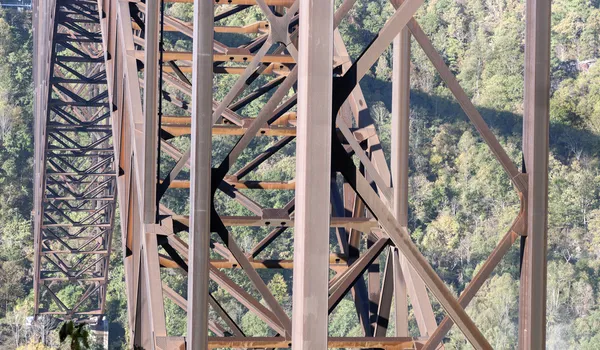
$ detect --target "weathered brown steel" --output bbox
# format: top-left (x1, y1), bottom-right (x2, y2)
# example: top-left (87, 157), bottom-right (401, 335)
top-left (33, 0), bottom-right (551, 348)
top-left (390, 0), bottom-right (439, 339)
top-left (163, 179), bottom-right (296, 190)
top-left (186, 0), bottom-right (214, 348)
top-left (519, 0), bottom-right (551, 346)
top-left (390, 1), bottom-right (411, 337)
top-left (143, 0), bottom-right (159, 224)
top-left (135, 51), bottom-right (297, 63)
top-left (206, 337), bottom-right (421, 349)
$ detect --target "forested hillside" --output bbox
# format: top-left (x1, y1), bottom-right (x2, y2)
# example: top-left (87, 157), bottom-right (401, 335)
top-left (1, 0), bottom-right (600, 348)
top-left (0, 7), bottom-right (37, 350)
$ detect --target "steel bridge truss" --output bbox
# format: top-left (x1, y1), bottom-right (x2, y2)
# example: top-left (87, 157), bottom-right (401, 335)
top-left (33, 0), bottom-right (116, 320)
top-left (34, 0), bottom-right (550, 348)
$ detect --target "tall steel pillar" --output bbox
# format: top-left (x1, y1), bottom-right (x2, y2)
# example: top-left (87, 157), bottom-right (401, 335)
top-left (143, 0), bottom-right (160, 223)
top-left (390, 0), bottom-right (441, 339)
top-left (519, 0), bottom-right (551, 346)
top-left (292, 0), bottom-right (334, 348)
top-left (186, 2), bottom-right (214, 350)
top-left (390, 8), bottom-right (411, 336)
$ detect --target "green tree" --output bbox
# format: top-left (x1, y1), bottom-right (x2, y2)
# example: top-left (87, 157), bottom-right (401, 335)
top-left (58, 321), bottom-right (91, 350)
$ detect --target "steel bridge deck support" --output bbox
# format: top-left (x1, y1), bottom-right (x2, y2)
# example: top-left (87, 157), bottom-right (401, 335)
top-left (33, 0), bottom-right (116, 320)
top-left (292, 0), bottom-right (334, 348)
top-left (33, 0), bottom-right (551, 348)
top-left (186, 1), bottom-right (214, 349)
top-left (519, 0), bottom-right (551, 347)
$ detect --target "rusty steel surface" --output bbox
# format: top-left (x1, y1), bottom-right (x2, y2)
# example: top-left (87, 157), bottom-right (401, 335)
top-left (33, 0), bottom-right (551, 348)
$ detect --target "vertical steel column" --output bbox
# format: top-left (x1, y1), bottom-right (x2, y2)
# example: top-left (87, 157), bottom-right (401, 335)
top-left (519, 0), bottom-right (551, 346)
top-left (389, 0), bottom-right (441, 340)
top-left (390, 3), bottom-right (411, 336)
top-left (292, 0), bottom-right (334, 348)
top-left (143, 0), bottom-right (159, 223)
top-left (141, 224), bottom-right (168, 348)
top-left (186, 2), bottom-right (214, 349)
top-left (391, 248), bottom-right (408, 335)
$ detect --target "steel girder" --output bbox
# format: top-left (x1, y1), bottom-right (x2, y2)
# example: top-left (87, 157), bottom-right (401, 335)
top-left (34, 0), bottom-right (550, 348)
top-left (33, 0), bottom-right (116, 320)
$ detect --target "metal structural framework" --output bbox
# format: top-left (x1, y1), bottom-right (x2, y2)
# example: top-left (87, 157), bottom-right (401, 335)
top-left (32, 0), bottom-right (551, 349)
top-left (33, 0), bottom-right (116, 320)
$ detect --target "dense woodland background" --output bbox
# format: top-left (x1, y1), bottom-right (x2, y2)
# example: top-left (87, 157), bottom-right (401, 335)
top-left (0, 0), bottom-right (600, 348)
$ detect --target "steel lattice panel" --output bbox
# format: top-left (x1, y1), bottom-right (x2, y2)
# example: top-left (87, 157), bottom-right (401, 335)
top-left (34, 0), bottom-right (116, 320)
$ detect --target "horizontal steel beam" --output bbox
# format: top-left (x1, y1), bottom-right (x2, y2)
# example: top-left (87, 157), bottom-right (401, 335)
top-left (171, 215), bottom-right (377, 231)
top-left (135, 51), bottom-right (296, 64)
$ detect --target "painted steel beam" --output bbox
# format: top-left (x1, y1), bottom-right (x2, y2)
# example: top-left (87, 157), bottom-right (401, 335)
top-left (292, 0), bottom-right (334, 348)
top-left (519, 0), bottom-right (551, 346)
top-left (186, 1), bottom-right (214, 349)
top-left (143, 0), bottom-right (159, 224)
top-left (134, 51), bottom-right (297, 63)
top-left (390, 2), bottom-right (411, 336)
top-left (389, 17), bottom-right (440, 337)
top-left (206, 337), bottom-right (420, 348)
